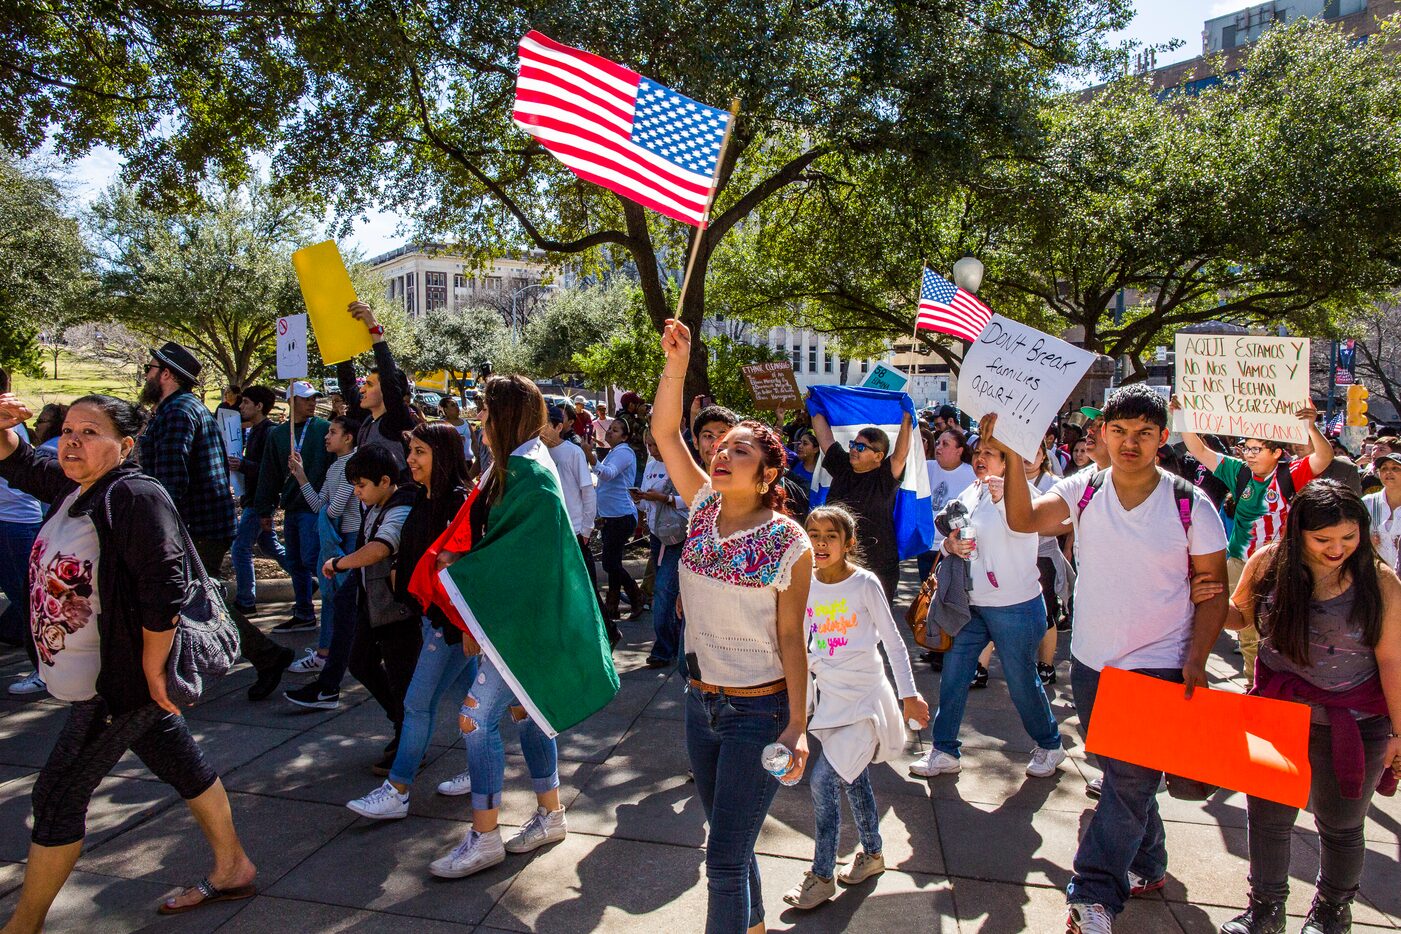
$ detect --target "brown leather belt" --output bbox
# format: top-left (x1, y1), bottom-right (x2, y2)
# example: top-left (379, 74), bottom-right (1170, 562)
top-left (688, 677), bottom-right (787, 698)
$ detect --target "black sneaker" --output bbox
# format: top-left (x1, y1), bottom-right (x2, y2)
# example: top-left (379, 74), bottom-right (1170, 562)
top-left (644, 657), bottom-right (671, 669)
top-left (969, 664), bottom-right (989, 689)
top-left (1220, 896), bottom-right (1286, 934)
top-left (234, 602), bottom-right (257, 615)
top-left (272, 617), bottom-right (318, 634)
top-left (1037, 662), bottom-right (1057, 686)
top-left (1301, 896), bottom-right (1350, 934)
top-left (285, 682), bottom-right (340, 710)
top-left (248, 647), bottom-right (296, 701)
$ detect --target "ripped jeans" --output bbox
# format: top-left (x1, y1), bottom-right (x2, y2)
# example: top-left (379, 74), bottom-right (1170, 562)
top-left (460, 656), bottom-right (559, 812)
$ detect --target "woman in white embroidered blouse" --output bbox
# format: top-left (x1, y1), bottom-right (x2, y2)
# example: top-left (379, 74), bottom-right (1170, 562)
top-left (653, 320), bottom-right (813, 934)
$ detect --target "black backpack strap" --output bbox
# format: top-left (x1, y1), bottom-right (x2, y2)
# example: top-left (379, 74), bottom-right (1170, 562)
top-left (1167, 473), bottom-right (1196, 536)
top-left (1276, 459), bottom-right (1296, 502)
top-left (1233, 461), bottom-right (1251, 503)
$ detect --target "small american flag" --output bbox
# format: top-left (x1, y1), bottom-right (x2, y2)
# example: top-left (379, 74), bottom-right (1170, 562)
top-left (512, 30), bottom-right (732, 227)
top-left (915, 268), bottom-right (992, 343)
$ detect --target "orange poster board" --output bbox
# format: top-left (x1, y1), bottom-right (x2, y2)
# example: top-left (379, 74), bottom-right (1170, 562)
top-left (1085, 667), bottom-right (1313, 808)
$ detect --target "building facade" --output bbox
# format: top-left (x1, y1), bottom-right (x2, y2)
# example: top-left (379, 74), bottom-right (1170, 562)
top-left (368, 244), bottom-right (552, 319)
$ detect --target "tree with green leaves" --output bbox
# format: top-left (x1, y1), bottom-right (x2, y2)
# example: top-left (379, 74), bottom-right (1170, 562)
top-left (87, 179), bottom-right (370, 388)
top-left (398, 304), bottom-right (517, 393)
top-left (4, 0), bottom-right (1131, 395)
top-left (519, 278), bottom-right (634, 379)
top-left (715, 18), bottom-right (1401, 379)
top-left (0, 156), bottom-right (93, 376)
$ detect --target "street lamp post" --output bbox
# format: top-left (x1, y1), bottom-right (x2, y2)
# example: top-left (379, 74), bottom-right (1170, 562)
top-left (509, 283), bottom-right (556, 342)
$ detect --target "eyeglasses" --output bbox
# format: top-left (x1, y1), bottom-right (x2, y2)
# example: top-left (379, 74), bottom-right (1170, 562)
top-left (1240, 445), bottom-right (1267, 456)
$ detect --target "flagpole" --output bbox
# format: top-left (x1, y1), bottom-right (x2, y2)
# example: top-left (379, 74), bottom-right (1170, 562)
top-left (903, 265), bottom-right (928, 379)
top-left (674, 98), bottom-right (742, 320)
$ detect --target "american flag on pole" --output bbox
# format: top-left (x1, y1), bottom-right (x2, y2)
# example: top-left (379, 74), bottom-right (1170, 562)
top-left (512, 30), bottom-right (732, 227)
top-left (915, 268), bottom-right (992, 343)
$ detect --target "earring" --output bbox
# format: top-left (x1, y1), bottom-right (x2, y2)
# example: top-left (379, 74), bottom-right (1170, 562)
top-left (757, 481), bottom-right (770, 495)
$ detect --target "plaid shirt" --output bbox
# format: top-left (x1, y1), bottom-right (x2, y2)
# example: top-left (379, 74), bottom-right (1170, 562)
top-left (138, 389), bottom-right (237, 541)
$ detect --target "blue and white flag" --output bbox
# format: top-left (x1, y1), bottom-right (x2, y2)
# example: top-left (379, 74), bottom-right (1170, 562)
top-left (806, 385), bottom-right (934, 559)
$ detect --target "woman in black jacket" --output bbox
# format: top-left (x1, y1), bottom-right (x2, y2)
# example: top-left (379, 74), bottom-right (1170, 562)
top-left (0, 394), bottom-right (256, 930)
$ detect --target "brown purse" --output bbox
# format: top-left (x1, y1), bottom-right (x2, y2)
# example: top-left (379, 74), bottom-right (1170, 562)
top-left (905, 559), bottom-right (953, 652)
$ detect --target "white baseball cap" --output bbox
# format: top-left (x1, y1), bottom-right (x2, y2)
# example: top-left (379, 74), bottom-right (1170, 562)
top-left (573, 395), bottom-right (587, 404)
top-left (288, 380), bottom-right (322, 399)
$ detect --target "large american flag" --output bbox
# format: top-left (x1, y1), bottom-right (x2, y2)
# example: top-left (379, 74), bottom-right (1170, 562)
top-left (915, 268), bottom-right (992, 343)
top-left (512, 30), bottom-right (732, 227)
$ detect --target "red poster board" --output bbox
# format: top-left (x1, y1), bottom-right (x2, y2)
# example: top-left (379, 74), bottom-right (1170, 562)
top-left (1085, 667), bottom-right (1313, 808)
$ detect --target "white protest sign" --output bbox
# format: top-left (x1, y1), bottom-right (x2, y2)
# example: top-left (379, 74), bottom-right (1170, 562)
top-left (861, 362), bottom-right (909, 393)
top-left (216, 407), bottom-right (244, 498)
top-left (1172, 334), bottom-right (1310, 443)
top-left (276, 313), bottom-right (308, 380)
top-left (957, 315), bottom-right (1096, 462)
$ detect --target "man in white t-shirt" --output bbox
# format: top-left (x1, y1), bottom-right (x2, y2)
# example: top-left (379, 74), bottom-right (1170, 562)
top-left (542, 406), bottom-right (602, 609)
top-left (989, 384), bottom-right (1229, 934)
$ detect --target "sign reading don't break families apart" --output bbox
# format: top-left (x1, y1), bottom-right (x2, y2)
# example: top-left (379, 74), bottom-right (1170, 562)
top-left (957, 315), bottom-right (1096, 462)
top-left (1173, 334), bottom-right (1310, 443)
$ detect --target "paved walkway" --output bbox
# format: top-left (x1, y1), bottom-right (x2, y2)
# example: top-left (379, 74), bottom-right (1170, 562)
top-left (0, 567), bottom-right (1399, 932)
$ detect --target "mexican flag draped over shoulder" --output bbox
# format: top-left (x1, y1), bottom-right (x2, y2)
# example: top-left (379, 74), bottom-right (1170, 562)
top-left (806, 384), bottom-right (934, 560)
top-left (409, 439), bottom-right (618, 737)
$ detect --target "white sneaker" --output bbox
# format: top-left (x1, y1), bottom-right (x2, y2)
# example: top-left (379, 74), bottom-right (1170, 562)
top-left (437, 769), bottom-right (472, 797)
top-left (7, 671), bottom-right (45, 696)
top-left (1067, 902), bottom-right (1113, 933)
top-left (1027, 745), bottom-right (1068, 778)
top-left (782, 870), bottom-right (836, 909)
top-left (504, 805), bottom-right (567, 854)
top-left (908, 749), bottom-right (961, 777)
top-left (286, 649), bottom-right (326, 674)
top-left (429, 827), bottom-right (505, 878)
top-left (346, 781), bottom-right (409, 820)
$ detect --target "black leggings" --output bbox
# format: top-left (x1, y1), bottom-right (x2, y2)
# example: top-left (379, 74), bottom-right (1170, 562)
top-left (347, 603), bottom-right (422, 734)
top-left (1036, 556), bottom-right (1060, 631)
top-left (599, 514), bottom-right (636, 589)
top-left (32, 699), bottom-right (217, 847)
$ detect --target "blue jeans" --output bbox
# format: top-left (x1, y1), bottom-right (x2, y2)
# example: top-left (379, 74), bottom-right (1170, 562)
top-left (932, 595), bottom-right (1061, 757)
top-left (1066, 658), bottom-right (1181, 915)
top-left (317, 530), bottom-right (354, 652)
top-left (389, 619), bottom-right (479, 787)
top-left (0, 520), bottom-right (40, 665)
top-left (230, 507), bottom-right (291, 606)
top-left (461, 657), bottom-right (559, 812)
top-left (283, 510), bottom-right (320, 621)
top-left (810, 751), bottom-right (881, 879)
top-left (686, 687), bottom-right (787, 934)
top-left (648, 536), bottom-right (683, 663)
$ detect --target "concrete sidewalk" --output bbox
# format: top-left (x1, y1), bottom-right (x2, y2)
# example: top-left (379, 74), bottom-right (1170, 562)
top-left (0, 567), bottom-right (1398, 932)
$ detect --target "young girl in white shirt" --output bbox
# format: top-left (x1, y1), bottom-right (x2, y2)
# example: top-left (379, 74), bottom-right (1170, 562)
top-left (783, 505), bottom-right (930, 910)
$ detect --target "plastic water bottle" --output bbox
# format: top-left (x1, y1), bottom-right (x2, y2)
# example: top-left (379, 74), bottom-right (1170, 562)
top-left (761, 742), bottom-right (800, 786)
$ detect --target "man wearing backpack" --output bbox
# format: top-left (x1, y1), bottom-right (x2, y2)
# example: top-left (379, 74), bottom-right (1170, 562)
top-left (992, 385), bottom-right (1230, 934)
top-left (1175, 400), bottom-right (1331, 689)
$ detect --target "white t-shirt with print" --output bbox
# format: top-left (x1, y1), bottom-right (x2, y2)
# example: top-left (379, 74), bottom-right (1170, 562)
top-left (30, 489), bottom-right (102, 701)
top-left (927, 461), bottom-right (976, 550)
top-left (1051, 468), bottom-right (1227, 672)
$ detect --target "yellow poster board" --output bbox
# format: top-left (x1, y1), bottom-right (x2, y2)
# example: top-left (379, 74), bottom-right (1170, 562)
top-left (291, 240), bottom-right (374, 365)
top-left (416, 370), bottom-right (450, 392)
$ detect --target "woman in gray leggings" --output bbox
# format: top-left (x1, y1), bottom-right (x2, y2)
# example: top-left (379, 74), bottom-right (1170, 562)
top-left (1213, 481), bottom-right (1401, 934)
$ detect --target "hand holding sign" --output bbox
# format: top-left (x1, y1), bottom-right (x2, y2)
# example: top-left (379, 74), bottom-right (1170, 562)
top-left (957, 316), bottom-right (1096, 462)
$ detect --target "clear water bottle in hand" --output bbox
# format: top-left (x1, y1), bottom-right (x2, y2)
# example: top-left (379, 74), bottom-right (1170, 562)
top-left (761, 742), bottom-right (800, 786)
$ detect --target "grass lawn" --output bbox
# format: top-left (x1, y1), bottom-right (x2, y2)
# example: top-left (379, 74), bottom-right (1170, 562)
top-left (13, 351), bottom-right (142, 406)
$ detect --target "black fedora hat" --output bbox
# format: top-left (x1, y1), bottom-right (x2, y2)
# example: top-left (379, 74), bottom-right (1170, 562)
top-left (149, 341), bottom-right (202, 384)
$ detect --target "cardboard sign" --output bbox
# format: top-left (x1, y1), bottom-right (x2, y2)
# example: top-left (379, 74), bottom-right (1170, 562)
top-left (861, 362), bottom-right (909, 392)
top-left (276, 313), bottom-right (308, 380)
top-left (290, 240), bottom-right (373, 365)
top-left (216, 408), bottom-right (244, 499)
top-left (1086, 667), bottom-right (1313, 807)
top-left (957, 315), bottom-right (1096, 462)
top-left (741, 361), bottom-right (804, 410)
top-left (1173, 334), bottom-right (1311, 443)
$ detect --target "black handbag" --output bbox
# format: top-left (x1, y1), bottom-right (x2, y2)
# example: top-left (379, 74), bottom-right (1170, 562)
top-left (105, 479), bottom-right (241, 707)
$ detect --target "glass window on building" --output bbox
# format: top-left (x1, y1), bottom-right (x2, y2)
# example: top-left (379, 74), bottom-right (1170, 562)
top-left (808, 346), bottom-right (817, 371)
top-left (486, 276), bottom-right (502, 291)
top-left (824, 353), bottom-right (833, 373)
top-left (791, 349), bottom-right (802, 371)
top-left (453, 274), bottom-right (467, 290)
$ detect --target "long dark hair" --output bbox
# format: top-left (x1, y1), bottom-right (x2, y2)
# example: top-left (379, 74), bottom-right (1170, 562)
top-left (480, 375), bottom-right (546, 504)
top-left (409, 422), bottom-right (469, 505)
top-left (1253, 480), bottom-right (1382, 668)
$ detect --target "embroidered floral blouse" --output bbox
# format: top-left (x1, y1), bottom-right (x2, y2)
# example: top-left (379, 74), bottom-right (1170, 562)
top-left (677, 483), bottom-right (811, 687)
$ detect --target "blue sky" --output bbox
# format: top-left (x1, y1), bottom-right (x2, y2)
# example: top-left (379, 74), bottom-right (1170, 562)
top-left (57, 0), bottom-right (1262, 257)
